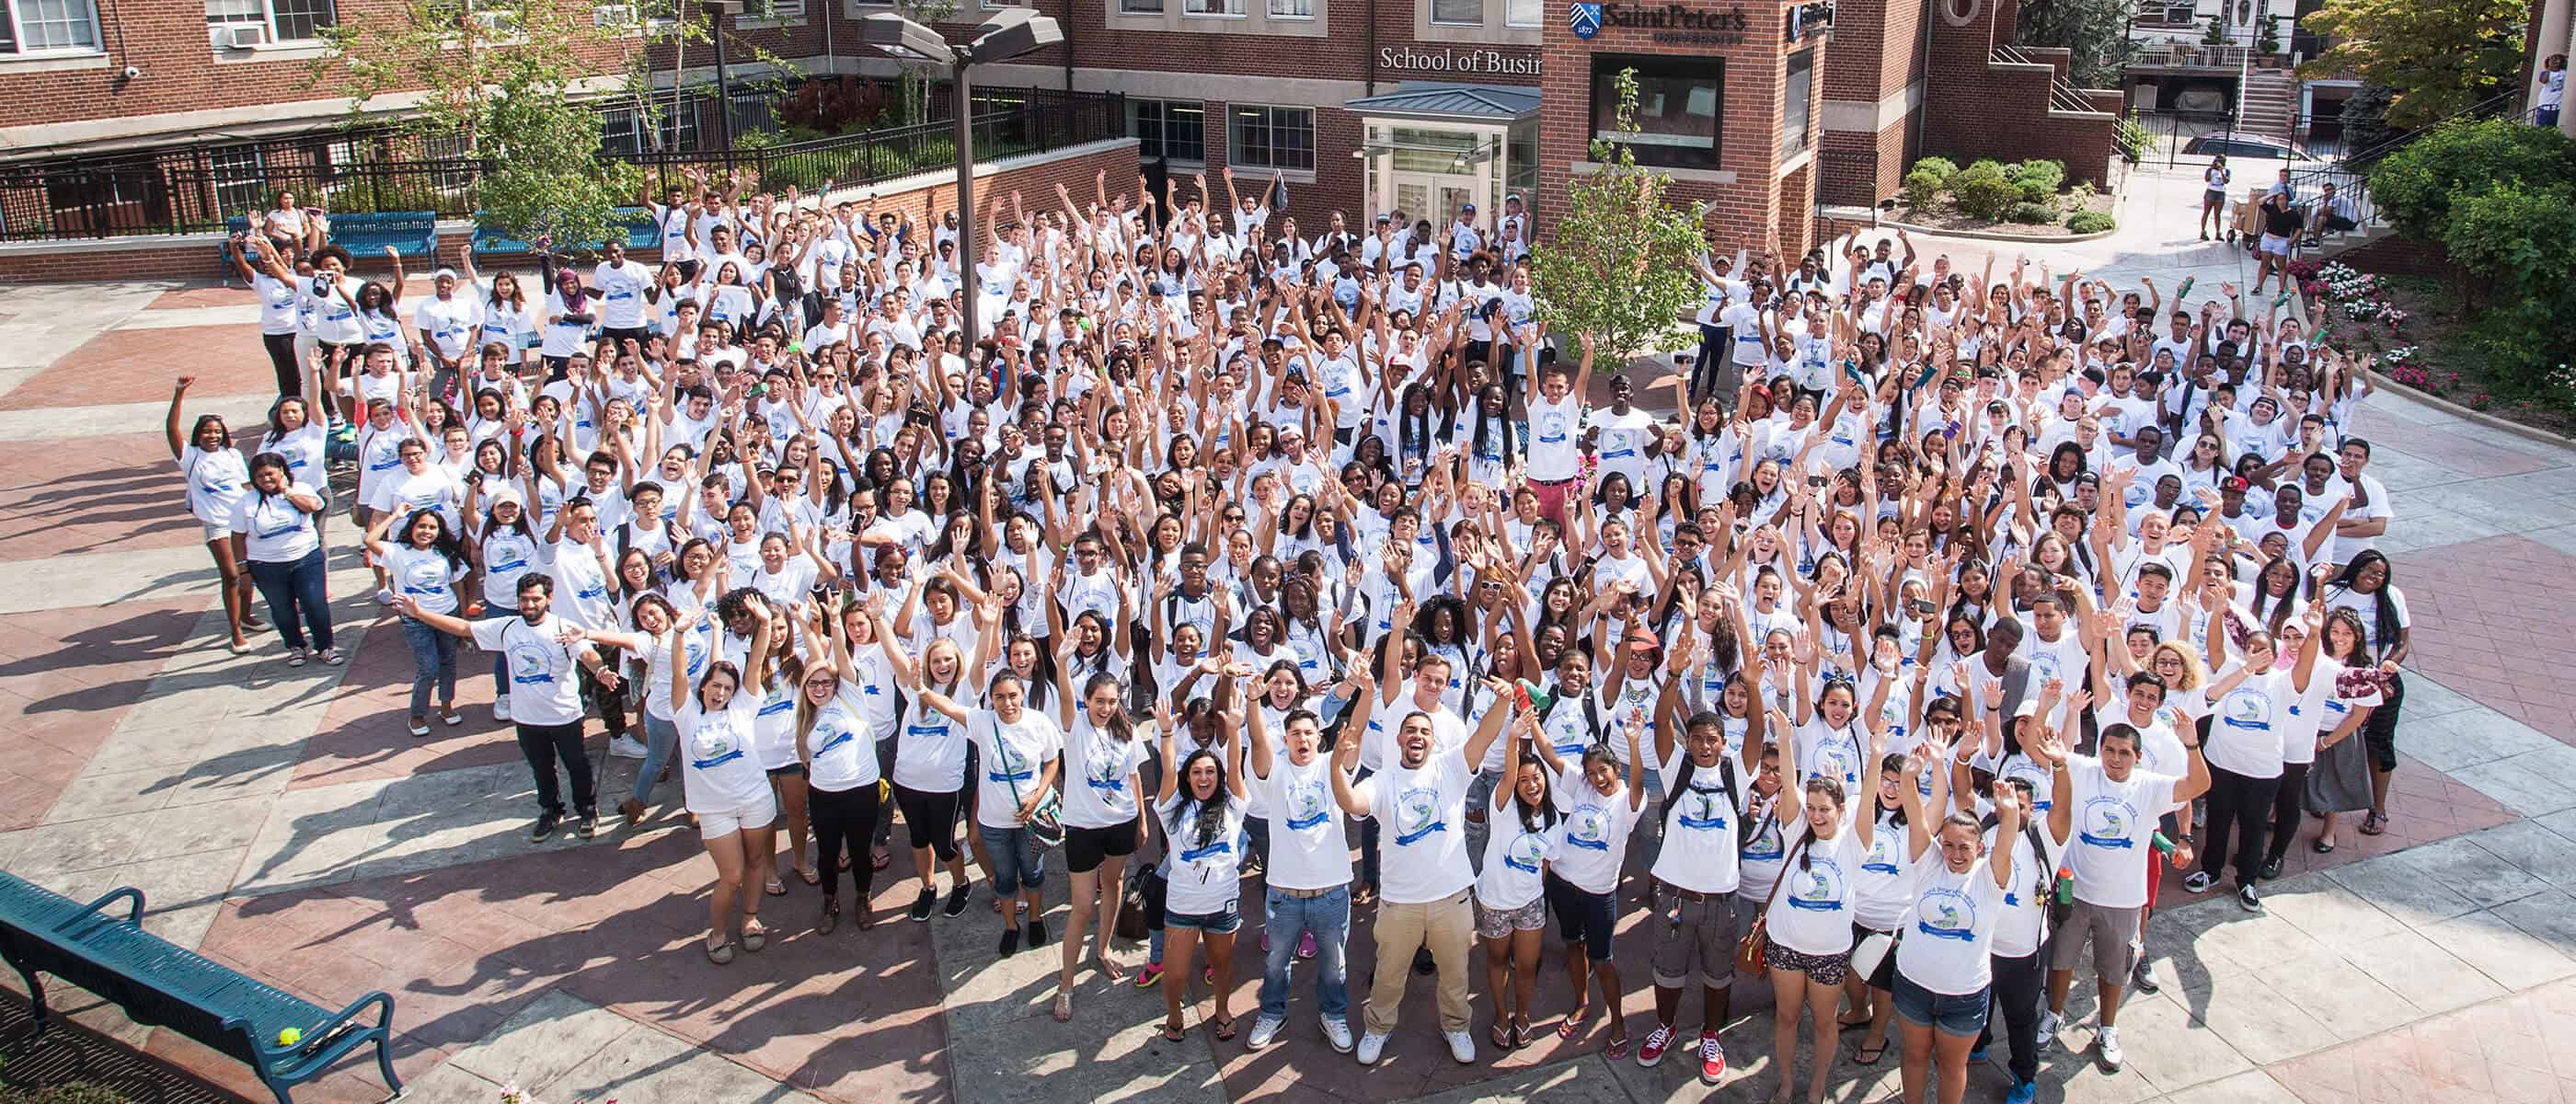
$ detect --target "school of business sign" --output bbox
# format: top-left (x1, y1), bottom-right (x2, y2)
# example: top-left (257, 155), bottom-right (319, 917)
top-left (1570, 1), bottom-right (1750, 43)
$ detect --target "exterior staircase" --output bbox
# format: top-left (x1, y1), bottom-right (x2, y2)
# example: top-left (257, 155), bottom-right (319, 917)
top-left (2239, 68), bottom-right (2298, 144)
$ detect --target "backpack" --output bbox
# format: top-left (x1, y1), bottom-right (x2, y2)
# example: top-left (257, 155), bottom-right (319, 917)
top-left (1982, 811), bottom-right (2057, 906)
top-left (1541, 691), bottom-right (1604, 753)
top-left (1659, 755), bottom-right (1741, 835)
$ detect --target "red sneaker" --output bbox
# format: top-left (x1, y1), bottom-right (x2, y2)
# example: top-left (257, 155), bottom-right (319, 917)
top-left (1637, 1023), bottom-right (1674, 1067)
top-left (1697, 1033), bottom-right (1728, 1084)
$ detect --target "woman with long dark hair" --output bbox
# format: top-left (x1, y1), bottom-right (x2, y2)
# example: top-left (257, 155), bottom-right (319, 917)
top-left (230, 453), bottom-right (337, 666)
top-left (167, 376), bottom-right (260, 652)
top-left (365, 506), bottom-right (468, 736)
top-left (2318, 550), bottom-right (2409, 836)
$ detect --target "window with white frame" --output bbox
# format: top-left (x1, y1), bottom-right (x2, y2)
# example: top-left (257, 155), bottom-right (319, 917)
top-left (1503, 0), bottom-right (1536, 27)
top-left (1229, 105), bottom-right (1313, 171)
top-left (1430, 0), bottom-right (1477, 23)
top-left (1267, 0), bottom-right (1312, 16)
top-left (741, 0), bottom-right (803, 17)
top-left (1780, 49), bottom-right (1811, 158)
top-left (1120, 0), bottom-right (1164, 11)
top-left (1184, 0), bottom-right (1243, 15)
top-left (1130, 98), bottom-right (1206, 164)
top-left (2, 0), bottom-right (102, 52)
top-left (205, 0), bottom-right (335, 45)
top-left (208, 144), bottom-right (268, 214)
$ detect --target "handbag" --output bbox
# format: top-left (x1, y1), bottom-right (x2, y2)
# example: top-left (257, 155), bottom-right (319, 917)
top-left (1734, 833), bottom-right (1811, 978)
top-left (999, 718), bottom-right (1065, 848)
top-left (1853, 926), bottom-right (1903, 990)
top-left (1115, 865), bottom-right (1163, 941)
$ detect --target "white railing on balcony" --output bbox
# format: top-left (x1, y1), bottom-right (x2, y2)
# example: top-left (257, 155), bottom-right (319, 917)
top-left (2130, 42), bottom-right (2250, 69)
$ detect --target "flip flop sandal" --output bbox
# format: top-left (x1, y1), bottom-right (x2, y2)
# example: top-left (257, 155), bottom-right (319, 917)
top-left (1513, 1018), bottom-right (1535, 1050)
top-left (1606, 1034), bottom-right (1632, 1059)
top-left (705, 940), bottom-right (736, 965)
top-left (1557, 1005), bottom-right (1590, 1040)
top-left (1213, 1017), bottom-right (1237, 1041)
top-left (1852, 1042), bottom-right (1888, 1065)
top-left (872, 851), bottom-right (891, 872)
top-left (1837, 1015), bottom-right (1873, 1031)
top-left (1052, 992), bottom-right (1074, 1023)
top-left (765, 880), bottom-right (788, 897)
top-left (798, 866), bottom-right (821, 885)
top-left (741, 923), bottom-right (768, 952)
top-left (1160, 1023), bottom-right (1188, 1042)
top-left (1491, 1024), bottom-right (1514, 1050)
top-left (2360, 812), bottom-right (2389, 836)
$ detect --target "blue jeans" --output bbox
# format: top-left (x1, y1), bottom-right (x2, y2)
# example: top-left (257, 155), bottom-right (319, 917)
top-left (1352, 766), bottom-right (1381, 893)
top-left (976, 822), bottom-right (1047, 896)
top-left (247, 547), bottom-right (334, 650)
top-left (477, 604), bottom-right (518, 697)
top-left (1893, 972), bottom-right (1992, 1037)
top-left (1259, 885), bottom-right (1351, 1019)
top-left (634, 712), bottom-right (679, 804)
top-left (398, 615), bottom-right (458, 719)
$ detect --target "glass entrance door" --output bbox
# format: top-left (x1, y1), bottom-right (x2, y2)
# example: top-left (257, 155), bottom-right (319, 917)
top-left (1368, 124), bottom-right (1497, 227)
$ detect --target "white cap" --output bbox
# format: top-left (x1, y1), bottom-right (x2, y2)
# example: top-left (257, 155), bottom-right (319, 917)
top-left (488, 485), bottom-right (524, 508)
top-left (434, 267), bottom-right (459, 282)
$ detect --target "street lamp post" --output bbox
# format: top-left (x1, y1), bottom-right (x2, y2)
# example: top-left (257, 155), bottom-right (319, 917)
top-left (858, 9), bottom-right (1064, 348)
top-left (706, 0), bottom-right (743, 155)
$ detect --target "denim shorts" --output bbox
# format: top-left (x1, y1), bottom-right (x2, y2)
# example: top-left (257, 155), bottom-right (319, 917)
top-left (976, 822), bottom-right (1048, 896)
top-left (1892, 972), bottom-right (1992, 1037)
top-left (1166, 900), bottom-right (1243, 934)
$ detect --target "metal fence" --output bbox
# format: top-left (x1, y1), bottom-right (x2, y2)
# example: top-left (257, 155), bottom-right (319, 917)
top-left (0, 86), bottom-right (1125, 242)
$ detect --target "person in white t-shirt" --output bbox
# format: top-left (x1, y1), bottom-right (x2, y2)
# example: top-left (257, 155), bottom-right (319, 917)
top-left (1331, 675), bottom-right (1512, 1066)
top-left (1761, 708), bottom-right (1891, 1104)
top-left (1136, 681), bottom-right (1253, 1044)
top-left (167, 377), bottom-right (261, 652)
top-left (229, 454), bottom-right (338, 665)
top-left (399, 574), bottom-right (620, 842)
top-left (1055, 669), bottom-right (1156, 1024)
top-left (1538, 711), bottom-right (1650, 1058)
top-left (1523, 334), bottom-right (1598, 525)
top-left (665, 600), bottom-right (777, 962)
top-left (1246, 679), bottom-right (1362, 1052)
top-left (914, 670), bottom-right (1065, 959)
top-left (1469, 698), bottom-right (1554, 1055)
top-left (789, 600), bottom-right (887, 934)
top-left (1890, 771), bottom-right (2024, 1104)
top-left (2034, 707), bottom-right (2208, 1075)
top-left (1636, 696), bottom-right (1769, 1081)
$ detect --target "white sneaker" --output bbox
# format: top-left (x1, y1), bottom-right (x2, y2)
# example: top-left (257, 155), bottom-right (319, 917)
top-left (1320, 1015), bottom-right (1354, 1052)
top-left (1247, 1015), bottom-right (1284, 1051)
top-left (493, 697), bottom-right (512, 722)
top-left (2098, 1026), bottom-right (2123, 1071)
top-left (2038, 1009), bottom-right (2064, 1050)
top-left (608, 735), bottom-right (650, 759)
top-left (1356, 1030), bottom-right (1389, 1065)
top-left (1443, 1029), bottom-right (1476, 1064)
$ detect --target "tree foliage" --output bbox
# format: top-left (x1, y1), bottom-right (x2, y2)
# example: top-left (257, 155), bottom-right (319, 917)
top-left (2370, 117), bottom-right (2576, 239)
top-left (2013, 0), bottom-right (2135, 89)
top-left (313, 0), bottom-right (645, 250)
top-left (2299, 0), bottom-right (2526, 128)
top-left (2369, 119), bottom-right (2576, 396)
top-left (1531, 69), bottom-right (1709, 366)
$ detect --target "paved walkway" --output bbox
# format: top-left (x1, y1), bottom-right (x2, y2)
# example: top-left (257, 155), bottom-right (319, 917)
top-left (0, 226), bottom-right (2572, 1102)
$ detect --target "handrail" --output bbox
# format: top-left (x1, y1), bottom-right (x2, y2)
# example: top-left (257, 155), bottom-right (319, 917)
top-left (1990, 44), bottom-right (2110, 115)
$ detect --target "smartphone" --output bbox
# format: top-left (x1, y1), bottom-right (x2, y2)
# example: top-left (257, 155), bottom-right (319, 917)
top-left (1808, 475), bottom-right (1828, 489)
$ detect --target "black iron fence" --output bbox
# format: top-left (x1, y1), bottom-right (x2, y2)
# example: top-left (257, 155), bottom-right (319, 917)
top-left (0, 86), bottom-right (1125, 243)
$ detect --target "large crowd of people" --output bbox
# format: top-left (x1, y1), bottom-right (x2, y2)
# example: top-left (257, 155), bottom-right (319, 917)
top-left (165, 162), bottom-right (2411, 1103)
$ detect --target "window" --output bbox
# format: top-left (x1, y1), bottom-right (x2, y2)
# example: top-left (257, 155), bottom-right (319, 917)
top-left (1431, 0), bottom-right (1478, 24)
top-left (1229, 105), bottom-right (1314, 171)
top-left (1780, 49), bottom-right (1812, 158)
top-left (742, 0), bottom-right (803, 17)
top-left (1503, 0), bottom-right (1536, 27)
top-left (608, 98), bottom-right (701, 153)
top-left (1120, 0), bottom-right (1163, 12)
top-left (1184, 0), bottom-right (1242, 15)
top-left (1268, 0), bottom-right (1311, 16)
top-left (1130, 98), bottom-right (1206, 164)
top-left (208, 144), bottom-right (268, 214)
top-left (727, 92), bottom-right (776, 137)
top-left (1590, 54), bottom-right (1721, 169)
top-left (3, 0), bottom-right (101, 52)
top-left (205, 0), bottom-right (334, 44)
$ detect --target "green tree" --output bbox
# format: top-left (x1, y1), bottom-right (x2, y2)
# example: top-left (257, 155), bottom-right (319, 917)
top-left (2300, 0), bottom-right (2526, 128)
top-left (2014, 0), bottom-right (2136, 88)
top-left (2370, 117), bottom-right (2576, 238)
top-left (314, 0), bottom-right (645, 250)
top-left (1531, 69), bottom-right (1709, 368)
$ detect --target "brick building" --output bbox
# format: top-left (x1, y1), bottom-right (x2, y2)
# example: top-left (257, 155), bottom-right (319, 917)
top-left (0, 0), bottom-right (2108, 256)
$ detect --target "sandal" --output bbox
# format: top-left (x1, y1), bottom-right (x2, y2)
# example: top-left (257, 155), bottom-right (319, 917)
top-left (2314, 837), bottom-right (2338, 854)
top-left (1159, 1022), bottom-right (1188, 1043)
top-left (705, 937), bottom-right (736, 965)
top-left (1513, 1017), bottom-right (1534, 1050)
top-left (2361, 811), bottom-right (2389, 836)
top-left (1212, 1016), bottom-right (1237, 1041)
top-left (1491, 1023), bottom-right (1514, 1050)
top-left (765, 879), bottom-right (788, 897)
top-left (798, 865), bottom-right (820, 885)
top-left (1837, 1013), bottom-right (1873, 1031)
top-left (741, 921), bottom-right (768, 953)
top-left (1852, 1041), bottom-right (1888, 1065)
top-left (1557, 1004), bottom-right (1590, 1040)
top-left (872, 850), bottom-right (891, 872)
top-left (1606, 1031), bottom-right (1631, 1059)
top-left (1052, 991), bottom-right (1074, 1024)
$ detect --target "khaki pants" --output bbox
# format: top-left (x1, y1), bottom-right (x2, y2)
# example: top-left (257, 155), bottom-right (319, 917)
top-left (1364, 890), bottom-right (1476, 1035)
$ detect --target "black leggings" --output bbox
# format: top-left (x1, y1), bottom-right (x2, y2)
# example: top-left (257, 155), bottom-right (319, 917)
top-left (811, 783), bottom-right (883, 903)
top-left (1976, 949), bottom-right (2046, 1085)
top-left (2198, 765), bottom-right (2280, 891)
top-left (581, 665), bottom-right (628, 740)
top-left (892, 783), bottom-right (963, 862)
top-left (262, 332), bottom-right (302, 397)
top-left (2265, 761), bottom-right (2314, 865)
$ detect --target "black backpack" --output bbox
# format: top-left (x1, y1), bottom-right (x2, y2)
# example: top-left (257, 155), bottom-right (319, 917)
top-left (1981, 811), bottom-right (2057, 905)
top-left (1659, 754), bottom-right (1741, 836)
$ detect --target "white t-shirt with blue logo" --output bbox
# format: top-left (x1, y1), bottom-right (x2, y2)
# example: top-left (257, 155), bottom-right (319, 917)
top-left (1892, 859), bottom-right (2009, 995)
top-left (1159, 792), bottom-right (1250, 916)
top-left (1258, 753), bottom-right (1353, 893)
top-left (470, 613), bottom-right (586, 727)
top-left (1476, 788), bottom-right (1553, 911)
top-left (676, 695), bottom-right (768, 814)
top-left (1548, 764), bottom-right (1645, 895)
top-left (1766, 821), bottom-right (1865, 957)
top-left (1360, 751), bottom-right (1474, 904)
top-left (969, 707), bottom-right (1064, 832)
top-left (2067, 758), bottom-right (2178, 910)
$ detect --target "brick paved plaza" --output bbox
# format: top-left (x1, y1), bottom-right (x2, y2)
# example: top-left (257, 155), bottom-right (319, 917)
top-left (5, 199), bottom-right (2576, 1102)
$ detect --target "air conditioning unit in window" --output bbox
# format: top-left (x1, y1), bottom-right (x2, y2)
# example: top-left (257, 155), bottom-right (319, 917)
top-left (224, 24), bottom-right (271, 48)
top-left (595, 3), bottom-right (638, 25)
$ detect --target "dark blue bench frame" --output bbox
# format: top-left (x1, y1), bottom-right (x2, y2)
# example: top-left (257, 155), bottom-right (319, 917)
top-left (218, 212), bottom-right (440, 287)
top-left (0, 875), bottom-right (402, 1103)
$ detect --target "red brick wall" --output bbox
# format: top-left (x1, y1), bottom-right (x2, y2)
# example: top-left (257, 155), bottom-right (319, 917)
top-left (1916, 0), bottom-right (2117, 188)
top-left (1535, 2), bottom-right (1818, 255)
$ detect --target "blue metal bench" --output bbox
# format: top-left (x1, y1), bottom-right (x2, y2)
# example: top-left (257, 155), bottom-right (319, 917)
top-left (471, 206), bottom-right (659, 256)
top-left (0, 871), bottom-right (402, 1103)
top-left (217, 211), bottom-right (440, 286)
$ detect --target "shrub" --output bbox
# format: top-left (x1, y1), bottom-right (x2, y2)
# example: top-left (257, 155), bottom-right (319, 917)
top-left (0, 1084), bottom-right (135, 1104)
top-left (2065, 210), bottom-right (2117, 233)
top-left (2005, 201), bottom-right (2056, 224)
top-left (1909, 156), bottom-right (1961, 182)
top-left (2371, 118), bottom-right (2576, 239)
top-left (2006, 159), bottom-right (2065, 204)
top-left (1949, 162), bottom-right (2018, 221)
top-left (1901, 167), bottom-right (1949, 212)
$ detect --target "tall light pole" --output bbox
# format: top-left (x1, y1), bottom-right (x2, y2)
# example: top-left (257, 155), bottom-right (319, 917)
top-left (859, 9), bottom-right (1064, 347)
top-left (706, 0), bottom-right (743, 155)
